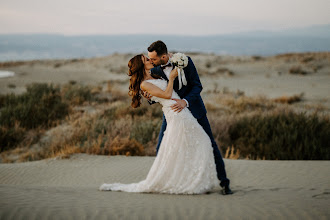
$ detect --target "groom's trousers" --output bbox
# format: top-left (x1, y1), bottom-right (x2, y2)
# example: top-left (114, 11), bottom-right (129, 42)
top-left (156, 114), bottom-right (230, 187)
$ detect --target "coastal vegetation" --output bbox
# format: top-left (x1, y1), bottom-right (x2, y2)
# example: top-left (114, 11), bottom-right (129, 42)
top-left (1, 81), bottom-right (329, 162)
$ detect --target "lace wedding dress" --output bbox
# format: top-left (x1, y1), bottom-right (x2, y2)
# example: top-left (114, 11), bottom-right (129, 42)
top-left (100, 79), bottom-right (219, 194)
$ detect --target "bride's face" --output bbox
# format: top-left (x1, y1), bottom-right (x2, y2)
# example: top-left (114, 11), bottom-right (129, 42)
top-left (142, 55), bottom-right (154, 70)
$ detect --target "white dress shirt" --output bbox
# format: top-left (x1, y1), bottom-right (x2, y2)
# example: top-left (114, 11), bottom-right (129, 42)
top-left (161, 61), bottom-right (189, 107)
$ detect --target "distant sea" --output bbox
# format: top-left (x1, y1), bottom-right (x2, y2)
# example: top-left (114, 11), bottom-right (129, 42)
top-left (1, 25), bottom-right (330, 61)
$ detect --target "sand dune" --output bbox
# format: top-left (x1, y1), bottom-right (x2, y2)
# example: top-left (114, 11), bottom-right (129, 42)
top-left (0, 154), bottom-right (329, 219)
top-left (0, 53), bottom-right (329, 219)
top-left (1, 52), bottom-right (329, 108)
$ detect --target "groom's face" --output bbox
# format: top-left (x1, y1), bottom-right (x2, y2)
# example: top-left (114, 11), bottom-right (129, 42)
top-left (148, 51), bottom-right (166, 67)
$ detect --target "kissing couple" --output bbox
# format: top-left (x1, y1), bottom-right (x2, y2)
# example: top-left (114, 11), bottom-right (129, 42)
top-left (100, 40), bottom-right (233, 195)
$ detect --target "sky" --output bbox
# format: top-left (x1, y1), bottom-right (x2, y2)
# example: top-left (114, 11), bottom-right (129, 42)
top-left (1, 0), bottom-right (330, 35)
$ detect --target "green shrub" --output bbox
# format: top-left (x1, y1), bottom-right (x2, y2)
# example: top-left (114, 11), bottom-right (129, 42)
top-left (61, 84), bottom-right (93, 105)
top-left (228, 112), bottom-right (330, 160)
top-left (102, 102), bottom-right (161, 121)
top-left (0, 83), bottom-right (70, 151)
top-left (150, 105), bottom-right (163, 118)
top-left (130, 119), bottom-right (161, 145)
top-left (0, 124), bottom-right (25, 152)
top-left (0, 83), bottom-right (69, 129)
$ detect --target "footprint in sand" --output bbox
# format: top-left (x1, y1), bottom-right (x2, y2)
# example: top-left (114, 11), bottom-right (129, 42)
top-left (229, 187), bottom-right (284, 196)
top-left (312, 191), bottom-right (330, 199)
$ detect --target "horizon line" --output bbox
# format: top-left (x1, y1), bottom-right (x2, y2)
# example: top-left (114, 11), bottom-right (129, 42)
top-left (0, 23), bottom-right (329, 37)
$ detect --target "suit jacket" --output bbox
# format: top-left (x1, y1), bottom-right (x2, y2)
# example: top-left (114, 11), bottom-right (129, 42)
top-left (150, 56), bottom-right (207, 119)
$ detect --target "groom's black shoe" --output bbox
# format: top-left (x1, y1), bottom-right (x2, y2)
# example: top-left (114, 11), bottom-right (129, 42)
top-left (221, 186), bottom-right (233, 195)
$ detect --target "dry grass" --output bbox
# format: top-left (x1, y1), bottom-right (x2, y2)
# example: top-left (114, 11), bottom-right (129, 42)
top-left (224, 146), bottom-right (241, 159)
top-left (0, 61), bottom-right (26, 68)
top-left (1, 56), bottom-right (330, 163)
top-left (205, 88), bottom-right (330, 160)
top-left (273, 93), bottom-right (304, 104)
top-left (289, 66), bottom-right (308, 75)
top-left (215, 93), bottom-right (276, 113)
top-left (1, 96), bottom-right (158, 162)
top-left (7, 84), bottom-right (16, 89)
top-left (3, 83), bottom-right (329, 162)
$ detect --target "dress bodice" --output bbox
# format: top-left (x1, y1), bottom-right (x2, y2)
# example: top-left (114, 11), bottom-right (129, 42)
top-left (145, 79), bottom-right (181, 108)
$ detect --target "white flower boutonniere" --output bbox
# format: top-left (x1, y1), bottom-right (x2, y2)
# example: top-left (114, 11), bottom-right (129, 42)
top-left (170, 53), bottom-right (188, 90)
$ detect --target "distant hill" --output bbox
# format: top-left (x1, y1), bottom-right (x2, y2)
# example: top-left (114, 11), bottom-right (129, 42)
top-left (0, 24), bottom-right (329, 61)
top-left (232, 24), bottom-right (330, 37)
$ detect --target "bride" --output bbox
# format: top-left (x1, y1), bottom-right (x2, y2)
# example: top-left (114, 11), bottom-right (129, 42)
top-left (99, 54), bottom-right (219, 194)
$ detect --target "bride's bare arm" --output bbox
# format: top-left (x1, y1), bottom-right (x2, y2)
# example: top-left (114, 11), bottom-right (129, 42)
top-left (141, 68), bottom-right (178, 99)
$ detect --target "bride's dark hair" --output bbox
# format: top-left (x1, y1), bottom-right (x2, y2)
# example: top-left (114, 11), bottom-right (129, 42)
top-left (128, 54), bottom-right (160, 108)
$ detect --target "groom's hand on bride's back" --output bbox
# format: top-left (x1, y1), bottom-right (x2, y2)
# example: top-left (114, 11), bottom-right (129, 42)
top-left (171, 98), bottom-right (187, 112)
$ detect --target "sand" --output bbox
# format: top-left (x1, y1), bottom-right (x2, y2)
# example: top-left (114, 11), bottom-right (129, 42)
top-left (0, 154), bottom-right (329, 219)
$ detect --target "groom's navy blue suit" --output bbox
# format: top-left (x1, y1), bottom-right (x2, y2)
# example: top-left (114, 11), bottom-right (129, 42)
top-left (151, 57), bottom-right (230, 187)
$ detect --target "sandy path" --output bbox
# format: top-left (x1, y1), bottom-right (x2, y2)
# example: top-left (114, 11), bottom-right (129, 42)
top-left (0, 154), bottom-right (329, 219)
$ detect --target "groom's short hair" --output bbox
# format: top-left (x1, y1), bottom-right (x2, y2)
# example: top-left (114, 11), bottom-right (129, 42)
top-left (148, 40), bottom-right (168, 56)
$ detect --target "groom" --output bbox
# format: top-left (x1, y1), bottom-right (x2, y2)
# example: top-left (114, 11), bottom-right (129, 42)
top-left (144, 40), bottom-right (233, 195)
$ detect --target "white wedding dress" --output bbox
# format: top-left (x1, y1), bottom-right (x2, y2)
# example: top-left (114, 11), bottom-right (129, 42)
top-left (100, 79), bottom-right (219, 194)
